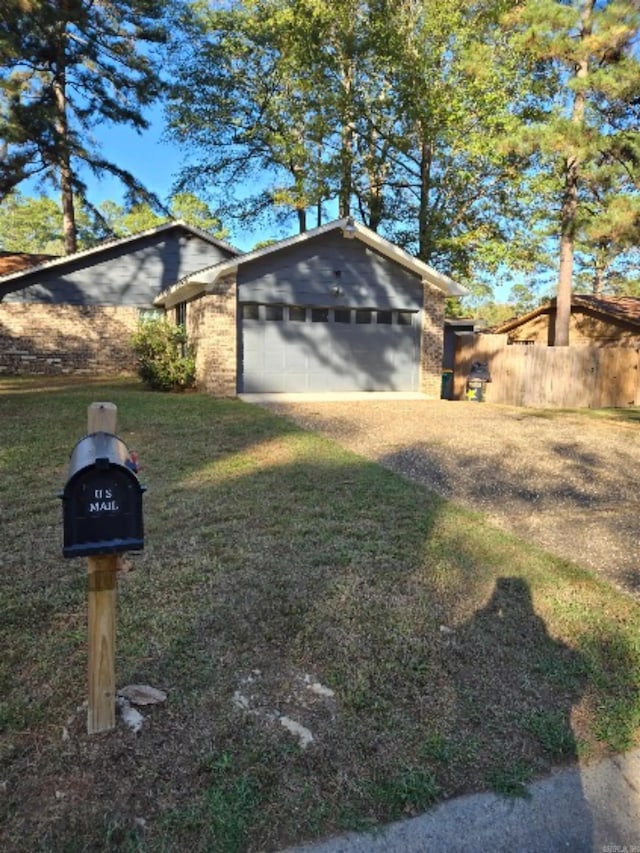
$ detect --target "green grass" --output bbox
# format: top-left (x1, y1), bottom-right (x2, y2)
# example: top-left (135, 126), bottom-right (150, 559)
top-left (0, 378), bottom-right (639, 851)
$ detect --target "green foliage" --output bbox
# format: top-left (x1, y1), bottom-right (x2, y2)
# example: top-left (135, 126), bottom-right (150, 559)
top-left (0, 193), bottom-right (62, 253)
top-left (202, 753), bottom-right (261, 853)
top-left (167, 0), bottom-right (527, 279)
top-left (472, 301), bottom-right (518, 328)
top-left (367, 766), bottom-right (441, 819)
top-left (486, 762), bottom-right (533, 798)
top-left (0, 0), bottom-right (171, 245)
top-left (523, 709), bottom-right (576, 757)
top-left (0, 191), bottom-right (228, 253)
top-left (503, 0), bottom-right (640, 299)
top-left (0, 192), bottom-right (97, 253)
top-left (97, 193), bottom-right (228, 240)
top-left (131, 317), bottom-right (196, 392)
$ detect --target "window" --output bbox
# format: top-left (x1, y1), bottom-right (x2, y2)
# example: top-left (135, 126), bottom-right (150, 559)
top-left (265, 305), bottom-right (284, 321)
top-left (289, 306), bottom-right (306, 322)
top-left (138, 308), bottom-right (164, 323)
top-left (334, 309), bottom-right (351, 324)
top-left (509, 339), bottom-right (535, 346)
top-left (175, 303), bottom-right (187, 327)
top-left (355, 309), bottom-right (373, 324)
top-left (311, 308), bottom-right (329, 323)
top-left (397, 311), bottom-right (413, 326)
top-left (376, 311), bottom-right (392, 325)
top-left (242, 303), bottom-right (260, 320)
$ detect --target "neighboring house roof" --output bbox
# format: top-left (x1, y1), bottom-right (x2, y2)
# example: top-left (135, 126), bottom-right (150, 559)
top-left (0, 251), bottom-right (59, 276)
top-left (491, 295), bottom-right (640, 334)
top-left (155, 218), bottom-right (468, 308)
top-left (0, 220), bottom-right (240, 289)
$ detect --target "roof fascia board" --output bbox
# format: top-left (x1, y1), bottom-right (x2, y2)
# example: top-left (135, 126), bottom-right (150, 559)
top-left (492, 303), bottom-right (552, 333)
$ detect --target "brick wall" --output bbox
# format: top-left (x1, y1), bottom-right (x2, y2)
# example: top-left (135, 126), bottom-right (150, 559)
top-left (186, 275), bottom-right (237, 395)
top-left (420, 284), bottom-right (445, 396)
top-left (0, 303), bottom-right (140, 375)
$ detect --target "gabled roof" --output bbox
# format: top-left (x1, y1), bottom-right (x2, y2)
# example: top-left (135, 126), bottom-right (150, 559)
top-left (155, 218), bottom-right (468, 308)
top-left (492, 295), bottom-right (640, 334)
top-left (0, 220), bottom-right (240, 287)
top-left (573, 294), bottom-right (640, 326)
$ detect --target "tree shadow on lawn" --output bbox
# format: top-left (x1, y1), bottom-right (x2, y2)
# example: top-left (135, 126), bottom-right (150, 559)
top-left (377, 441), bottom-right (640, 598)
top-left (1, 394), bottom-right (639, 851)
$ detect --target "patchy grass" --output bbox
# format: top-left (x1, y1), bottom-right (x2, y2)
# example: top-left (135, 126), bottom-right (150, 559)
top-left (527, 405), bottom-right (640, 426)
top-left (1, 379), bottom-right (639, 851)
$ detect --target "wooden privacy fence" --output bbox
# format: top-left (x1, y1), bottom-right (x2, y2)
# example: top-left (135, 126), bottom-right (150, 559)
top-left (453, 334), bottom-right (640, 408)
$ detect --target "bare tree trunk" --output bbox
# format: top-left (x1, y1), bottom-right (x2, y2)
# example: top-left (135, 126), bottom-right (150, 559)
top-left (554, 0), bottom-right (592, 346)
top-left (339, 120), bottom-right (354, 219)
top-left (555, 165), bottom-right (577, 345)
top-left (339, 55), bottom-right (356, 219)
top-left (418, 136), bottom-right (433, 262)
top-left (366, 158), bottom-right (384, 232)
top-left (593, 260), bottom-right (604, 296)
top-left (52, 63), bottom-right (76, 254)
top-left (296, 206), bottom-right (307, 233)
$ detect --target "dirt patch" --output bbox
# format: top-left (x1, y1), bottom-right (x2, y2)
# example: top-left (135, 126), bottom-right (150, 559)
top-left (260, 400), bottom-right (640, 599)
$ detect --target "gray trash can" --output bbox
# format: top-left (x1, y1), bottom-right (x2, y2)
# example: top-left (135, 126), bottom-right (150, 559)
top-left (466, 361), bottom-right (491, 402)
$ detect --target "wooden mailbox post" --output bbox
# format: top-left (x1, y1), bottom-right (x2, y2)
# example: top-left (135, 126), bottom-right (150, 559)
top-left (61, 402), bottom-right (144, 734)
top-left (87, 402), bottom-right (119, 734)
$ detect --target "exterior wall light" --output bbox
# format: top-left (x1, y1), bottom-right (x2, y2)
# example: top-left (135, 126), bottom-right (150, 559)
top-left (342, 216), bottom-right (357, 239)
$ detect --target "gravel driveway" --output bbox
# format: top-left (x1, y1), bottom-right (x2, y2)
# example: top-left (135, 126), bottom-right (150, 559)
top-left (260, 398), bottom-right (640, 599)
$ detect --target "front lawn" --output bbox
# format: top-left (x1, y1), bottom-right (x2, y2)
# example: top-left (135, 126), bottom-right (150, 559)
top-left (1, 379), bottom-right (639, 851)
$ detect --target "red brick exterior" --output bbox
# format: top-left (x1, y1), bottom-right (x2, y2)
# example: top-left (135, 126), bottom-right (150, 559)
top-left (0, 303), bottom-right (140, 375)
top-left (185, 275), bottom-right (237, 395)
top-left (420, 283), bottom-right (446, 396)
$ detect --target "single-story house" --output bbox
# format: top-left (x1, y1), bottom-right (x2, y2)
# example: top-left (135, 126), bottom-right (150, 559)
top-left (491, 295), bottom-right (640, 347)
top-left (0, 221), bottom-right (238, 375)
top-left (0, 217), bottom-right (467, 396)
top-left (154, 218), bottom-right (467, 396)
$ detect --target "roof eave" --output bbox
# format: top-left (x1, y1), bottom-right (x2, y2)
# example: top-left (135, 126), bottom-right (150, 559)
top-left (155, 281), bottom-right (206, 309)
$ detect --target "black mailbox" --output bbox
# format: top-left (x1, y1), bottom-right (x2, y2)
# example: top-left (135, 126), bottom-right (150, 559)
top-left (61, 432), bottom-right (145, 558)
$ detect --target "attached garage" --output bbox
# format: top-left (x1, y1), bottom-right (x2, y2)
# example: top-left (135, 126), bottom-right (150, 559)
top-left (155, 219), bottom-right (467, 397)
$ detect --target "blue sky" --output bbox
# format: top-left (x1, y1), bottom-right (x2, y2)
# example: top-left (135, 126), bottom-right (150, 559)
top-left (74, 108), bottom-right (269, 252)
top-left (29, 106), bottom-right (511, 302)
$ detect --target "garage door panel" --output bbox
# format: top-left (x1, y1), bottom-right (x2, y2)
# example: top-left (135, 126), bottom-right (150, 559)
top-left (241, 305), bottom-right (419, 392)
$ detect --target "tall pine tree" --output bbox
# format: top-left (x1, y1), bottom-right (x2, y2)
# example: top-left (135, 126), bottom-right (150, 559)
top-left (0, 0), bottom-right (171, 253)
top-left (506, 0), bottom-right (640, 344)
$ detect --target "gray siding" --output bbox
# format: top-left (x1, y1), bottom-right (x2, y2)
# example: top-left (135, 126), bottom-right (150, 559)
top-left (3, 228), bottom-right (234, 306)
top-left (237, 232), bottom-right (423, 309)
top-left (241, 307), bottom-right (420, 392)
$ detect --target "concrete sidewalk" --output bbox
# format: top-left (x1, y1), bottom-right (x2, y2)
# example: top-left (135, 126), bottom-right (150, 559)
top-left (284, 749), bottom-right (640, 853)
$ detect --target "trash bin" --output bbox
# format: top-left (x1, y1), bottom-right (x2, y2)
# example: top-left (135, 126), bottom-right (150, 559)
top-left (466, 361), bottom-right (491, 402)
top-left (441, 369), bottom-right (454, 400)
